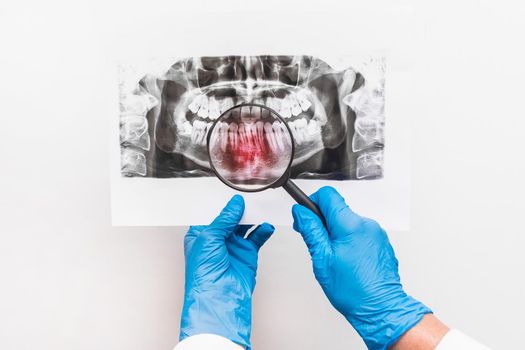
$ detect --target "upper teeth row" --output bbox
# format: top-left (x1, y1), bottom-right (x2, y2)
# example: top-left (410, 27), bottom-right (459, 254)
top-left (181, 116), bottom-right (321, 147)
top-left (187, 91), bottom-right (312, 120)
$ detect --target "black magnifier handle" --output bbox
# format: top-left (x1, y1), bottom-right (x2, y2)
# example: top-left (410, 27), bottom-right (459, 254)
top-left (282, 179), bottom-right (326, 226)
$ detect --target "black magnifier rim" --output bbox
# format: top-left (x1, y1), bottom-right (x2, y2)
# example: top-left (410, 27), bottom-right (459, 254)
top-left (206, 103), bottom-right (295, 193)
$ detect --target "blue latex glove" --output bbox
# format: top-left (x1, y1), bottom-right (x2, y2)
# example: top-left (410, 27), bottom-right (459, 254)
top-left (180, 194), bottom-right (274, 349)
top-left (292, 186), bottom-right (432, 350)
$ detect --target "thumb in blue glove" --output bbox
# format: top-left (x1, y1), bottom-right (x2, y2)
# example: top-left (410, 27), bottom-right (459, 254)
top-left (180, 194), bottom-right (274, 349)
top-left (292, 186), bottom-right (431, 350)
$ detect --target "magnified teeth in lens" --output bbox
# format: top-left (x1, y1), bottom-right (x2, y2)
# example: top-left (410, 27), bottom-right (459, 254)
top-left (251, 106), bottom-right (261, 120)
top-left (229, 123), bottom-right (239, 147)
top-left (261, 106), bottom-right (270, 120)
top-left (264, 122), bottom-right (277, 152)
top-left (240, 106), bottom-right (252, 121)
top-left (246, 122), bottom-right (257, 148)
top-left (207, 105), bottom-right (295, 187)
top-left (256, 121), bottom-right (265, 149)
top-left (238, 123), bottom-right (248, 145)
top-left (220, 122), bottom-right (229, 152)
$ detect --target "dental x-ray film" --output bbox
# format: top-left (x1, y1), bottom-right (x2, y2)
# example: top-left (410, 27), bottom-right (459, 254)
top-left (111, 53), bottom-right (410, 229)
top-left (119, 55), bottom-right (385, 181)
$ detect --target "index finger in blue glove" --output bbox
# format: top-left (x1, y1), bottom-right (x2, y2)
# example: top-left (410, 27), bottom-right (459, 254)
top-left (206, 194), bottom-right (245, 239)
top-left (310, 186), bottom-right (364, 240)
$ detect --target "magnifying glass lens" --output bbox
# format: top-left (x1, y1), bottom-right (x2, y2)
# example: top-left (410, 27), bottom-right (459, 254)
top-left (208, 105), bottom-right (293, 191)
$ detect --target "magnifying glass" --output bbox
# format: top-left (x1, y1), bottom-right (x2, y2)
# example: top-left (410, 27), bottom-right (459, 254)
top-left (206, 103), bottom-right (324, 223)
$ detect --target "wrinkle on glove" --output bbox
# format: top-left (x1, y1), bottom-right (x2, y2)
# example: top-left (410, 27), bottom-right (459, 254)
top-left (292, 186), bottom-right (432, 350)
top-left (180, 195), bottom-right (274, 350)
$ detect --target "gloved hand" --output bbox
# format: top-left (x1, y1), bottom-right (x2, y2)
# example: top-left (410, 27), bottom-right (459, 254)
top-left (292, 186), bottom-right (431, 350)
top-left (180, 194), bottom-right (274, 349)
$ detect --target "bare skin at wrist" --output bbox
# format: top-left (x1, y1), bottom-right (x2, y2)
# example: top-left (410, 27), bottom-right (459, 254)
top-left (390, 314), bottom-right (450, 350)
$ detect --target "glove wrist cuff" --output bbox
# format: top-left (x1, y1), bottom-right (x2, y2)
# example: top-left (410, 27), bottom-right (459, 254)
top-left (347, 295), bottom-right (432, 350)
top-left (180, 292), bottom-right (252, 349)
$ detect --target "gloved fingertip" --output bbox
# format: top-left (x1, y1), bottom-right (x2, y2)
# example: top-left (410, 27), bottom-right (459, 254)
top-left (209, 194), bottom-right (245, 233)
top-left (228, 194), bottom-right (245, 208)
top-left (291, 203), bottom-right (301, 215)
top-left (292, 204), bottom-right (320, 230)
top-left (258, 222), bottom-right (275, 233)
top-left (247, 222), bottom-right (275, 248)
top-left (310, 185), bottom-right (333, 202)
top-left (292, 203), bottom-right (313, 216)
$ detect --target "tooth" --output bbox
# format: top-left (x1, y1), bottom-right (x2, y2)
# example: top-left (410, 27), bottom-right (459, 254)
top-left (268, 97), bottom-right (281, 113)
top-left (229, 123), bottom-right (238, 147)
top-left (307, 120), bottom-right (319, 136)
top-left (296, 91), bottom-right (312, 111)
top-left (192, 120), bottom-right (206, 144)
top-left (289, 95), bottom-right (302, 116)
top-left (191, 125), bottom-right (201, 144)
top-left (238, 123), bottom-right (248, 145)
top-left (295, 118), bottom-right (308, 143)
top-left (249, 123), bottom-right (261, 149)
top-left (188, 95), bottom-right (203, 114)
top-left (230, 106), bottom-right (240, 123)
top-left (197, 96), bottom-right (209, 118)
top-left (281, 122), bottom-right (292, 146)
top-left (263, 97), bottom-right (271, 108)
top-left (296, 118), bottom-right (307, 128)
top-left (208, 97), bottom-right (220, 120)
top-left (272, 121), bottom-right (285, 151)
top-left (203, 122), bottom-right (213, 145)
top-left (182, 120), bottom-right (193, 135)
top-left (264, 122), bottom-right (277, 152)
top-left (289, 120), bottom-right (303, 144)
top-left (219, 98), bottom-right (234, 114)
top-left (261, 107), bottom-right (270, 120)
top-left (279, 97), bottom-right (292, 119)
top-left (248, 122), bottom-right (258, 147)
top-left (252, 123), bottom-right (258, 149)
top-left (251, 106), bottom-right (261, 120)
top-left (256, 121), bottom-right (265, 150)
top-left (287, 121), bottom-right (299, 145)
top-left (253, 97), bottom-right (264, 106)
top-left (240, 105), bottom-right (253, 125)
top-left (220, 122), bottom-right (229, 152)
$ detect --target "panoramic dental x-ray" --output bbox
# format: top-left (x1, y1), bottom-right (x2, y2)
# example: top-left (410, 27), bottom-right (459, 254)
top-left (119, 55), bottom-right (385, 181)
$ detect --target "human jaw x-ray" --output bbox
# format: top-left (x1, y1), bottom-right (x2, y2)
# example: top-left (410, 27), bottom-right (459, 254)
top-left (119, 55), bottom-right (385, 181)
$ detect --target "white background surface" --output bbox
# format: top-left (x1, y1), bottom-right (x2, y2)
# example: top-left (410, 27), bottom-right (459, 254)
top-left (0, 1), bottom-right (524, 349)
